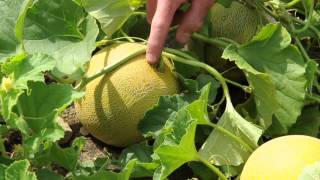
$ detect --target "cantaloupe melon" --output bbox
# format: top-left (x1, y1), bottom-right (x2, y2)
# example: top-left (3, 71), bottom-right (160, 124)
top-left (208, 1), bottom-right (266, 81)
top-left (75, 43), bottom-right (179, 147)
top-left (241, 135), bottom-right (320, 180)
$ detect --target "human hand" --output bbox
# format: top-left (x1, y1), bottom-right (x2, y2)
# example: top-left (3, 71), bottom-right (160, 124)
top-left (146, 0), bottom-right (214, 64)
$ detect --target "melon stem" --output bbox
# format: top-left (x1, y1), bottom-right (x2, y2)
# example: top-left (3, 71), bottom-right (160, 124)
top-left (162, 52), bottom-right (232, 103)
top-left (206, 122), bottom-right (254, 153)
top-left (197, 156), bottom-right (229, 180)
top-left (75, 48), bottom-right (146, 90)
top-left (191, 33), bottom-right (230, 48)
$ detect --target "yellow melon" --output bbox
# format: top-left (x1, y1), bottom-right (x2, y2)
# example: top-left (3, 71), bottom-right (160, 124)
top-left (241, 135), bottom-right (320, 180)
top-left (75, 43), bottom-right (179, 147)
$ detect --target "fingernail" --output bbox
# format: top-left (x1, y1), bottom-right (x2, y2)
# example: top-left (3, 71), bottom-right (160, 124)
top-left (179, 33), bottom-right (191, 44)
top-left (147, 53), bottom-right (158, 64)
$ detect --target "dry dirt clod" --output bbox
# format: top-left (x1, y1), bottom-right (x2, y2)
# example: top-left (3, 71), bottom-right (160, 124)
top-left (57, 117), bottom-right (73, 145)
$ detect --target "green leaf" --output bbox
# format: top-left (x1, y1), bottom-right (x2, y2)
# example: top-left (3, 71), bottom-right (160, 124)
top-left (5, 159), bottom-right (37, 180)
top-left (152, 86), bottom-right (212, 179)
top-left (0, 164), bottom-right (6, 180)
top-left (199, 101), bottom-right (263, 166)
top-left (289, 105), bottom-right (320, 137)
top-left (24, 0), bottom-right (99, 82)
top-left (18, 82), bottom-right (84, 140)
top-left (196, 74), bottom-right (220, 104)
top-left (0, 89), bottom-right (23, 120)
top-left (33, 138), bottom-right (85, 172)
top-left (120, 143), bottom-right (158, 178)
top-left (49, 138), bottom-right (85, 171)
top-left (3, 53), bottom-right (55, 89)
top-left (153, 103), bottom-right (199, 179)
top-left (139, 78), bottom-right (202, 137)
top-left (0, 53), bottom-right (55, 121)
top-left (77, 159), bottom-right (137, 180)
top-left (222, 24), bottom-right (307, 134)
top-left (15, 0), bottom-right (33, 42)
top-left (36, 169), bottom-right (64, 180)
top-left (80, 0), bottom-right (144, 36)
top-left (298, 161), bottom-right (320, 180)
top-left (0, 0), bottom-right (24, 60)
top-left (189, 162), bottom-right (218, 180)
top-left (306, 60), bottom-right (318, 91)
top-left (138, 95), bottom-right (192, 137)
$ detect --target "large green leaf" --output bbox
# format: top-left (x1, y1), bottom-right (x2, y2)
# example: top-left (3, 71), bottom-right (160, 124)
top-left (24, 0), bottom-right (99, 82)
top-left (289, 105), bottom-right (320, 137)
top-left (120, 143), bottom-right (159, 178)
top-left (2, 53), bottom-right (55, 89)
top-left (199, 101), bottom-right (263, 166)
top-left (0, 53), bottom-right (55, 120)
top-left (0, 0), bottom-right (24, 61)
top-left (18, 82), bottom-right (83, 140)
top-left (139, 78), bottom-right (202, 137)
top-left (0, 164), bottom-right (6, 180)
top-left (80, 0), bottom-right (144, 36)
top-left (152, 85), bottom-right (212, 179)
top-left (138, 94), bottom-right (192, 137)
top-left (33, 138), bottom-right (85, 172)
top-left (77, 159), bottom-right (137, 180)
top-left (36, 169), bottom-right (64, 180)
top-left (222, 24), bottom-right (307, 134)
top-left (5, 160), bottom-right (37, 180)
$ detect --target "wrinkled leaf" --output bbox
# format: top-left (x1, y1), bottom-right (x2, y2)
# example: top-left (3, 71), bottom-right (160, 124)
top-left (199, 101), bottom-right (263, 166)
top-left (18, 82), bottom-right (84, 140)
top-left (120, 143), bottom-right (158, 178)
top-left (289, 105), bottom-right (320, 137)
top-left (24, 0), bottom-right (99, 82)
top-left (153, 85), bottom-right (212, 179)
top-left (48, 138), bottom-right (85, 171)
top-left (0, 0), bottom-right (24, 60)
top-left (5, 159), bottom-right (36, 180)
top-left (139, 78), bottom-right (202, 137)
top-left (223, 24), bottom-right (307, 134)
top-left (77, 159), bottom-right (137, 180)
top-left (36, 169), bottom-right (64, 180)
top-left (80, 0), bottom-right (144, 36)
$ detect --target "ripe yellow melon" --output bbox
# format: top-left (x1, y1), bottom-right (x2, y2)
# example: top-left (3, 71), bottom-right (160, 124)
top-left (206, 1), bottom-right (266, 81)
top-left (75, 43), bottom-right (179, 147)
top-left (241, 135), bottom-right (320, 180)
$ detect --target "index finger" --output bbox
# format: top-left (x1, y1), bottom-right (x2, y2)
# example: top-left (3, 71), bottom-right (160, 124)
top-left (146, 0), bottom-right (182, 64)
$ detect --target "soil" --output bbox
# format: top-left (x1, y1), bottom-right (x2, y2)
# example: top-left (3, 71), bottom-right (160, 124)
top-left (60, 105), bottom-right (112, 163)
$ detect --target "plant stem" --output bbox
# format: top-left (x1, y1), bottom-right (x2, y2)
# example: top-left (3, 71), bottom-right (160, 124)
top-left (120, 29), bottom-right (135, 43)
top-left (131, 11), bottom-right (147, 16)
top-left (306, 94), bottom-right (320, 103)
top-left (164, 47), bottom-right (200, 62)
top-left (207, 122), bottom-right (254, 153)
top-left (285, 0), bottom-right (301, 8)
top-left (197, 156), bottom-right (228, 180)
top-left (95, 37), bottom-right (147, 47)
top-left (95, 39), bottom-right (111, 47)
top-left (75, 48), bottom-right (146, 90)
top-left (162, 52), bottom-right (232, 102)
top-left (191, 33), bottom-right (230, 48)
top-left (295, 37), bottom-right (311, 62)
top-left (225, 79), bottom-right (252, 93)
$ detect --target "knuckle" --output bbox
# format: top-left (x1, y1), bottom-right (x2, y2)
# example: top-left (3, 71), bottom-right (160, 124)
top-left (189, 21), bottom-right (203, 32)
